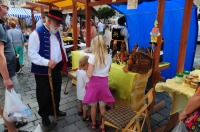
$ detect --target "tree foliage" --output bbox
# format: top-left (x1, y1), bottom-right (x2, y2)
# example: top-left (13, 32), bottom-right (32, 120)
top-left (97, 7), bottom-right (116, 20)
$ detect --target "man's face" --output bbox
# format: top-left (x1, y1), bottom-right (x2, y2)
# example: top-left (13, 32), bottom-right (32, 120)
top-left (49, 19), bottom-right (59, 34)
top-left (0, 4), bottom-right (8, 18)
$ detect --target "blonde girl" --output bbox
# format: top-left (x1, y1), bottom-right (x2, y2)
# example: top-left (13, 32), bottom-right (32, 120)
top-left (83, 35), bottom-right (115, 131)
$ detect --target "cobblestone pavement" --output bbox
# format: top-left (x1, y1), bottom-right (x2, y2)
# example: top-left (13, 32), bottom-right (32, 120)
top-left (0, 45), bottom-right (199, 132)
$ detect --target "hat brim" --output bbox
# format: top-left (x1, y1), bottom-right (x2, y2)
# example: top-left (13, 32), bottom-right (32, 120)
top-left (48, 16), bottom-right (63, 25)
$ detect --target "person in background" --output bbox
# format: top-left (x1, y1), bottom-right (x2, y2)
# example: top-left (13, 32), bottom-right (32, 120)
top-left (76, 56), bottom-right (90, 121)
top-left (8, 16), bottom-right (20, 29)
top-left (83, 35), bottom-right (115, 131)
top-left (7, 20), bottom-right (24, 74)
top-left (0, 1), bottom-right (28, 131)
top-left (65, 17), bottom-right (80, 38)
top-left (36, 13), bottom-right (47, 28)
top-left (28, 10), bottom-right (67, 126)
top-left (103, 24), bottom-right (112, 51)
top-left (82, 19), bottom-right (97, 41)
top-left (97, 21), bottom-right (104, 35)
top-left (110, 16), bottom-right (129, 57)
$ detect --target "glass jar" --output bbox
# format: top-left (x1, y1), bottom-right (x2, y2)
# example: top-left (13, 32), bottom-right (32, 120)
top-left (175, 73), bottom-right (184, 83)
top-left (183, 71), bottom-right (190, 79)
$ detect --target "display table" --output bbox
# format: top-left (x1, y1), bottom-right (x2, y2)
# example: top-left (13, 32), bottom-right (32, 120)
top-left (155, 70), bottom-right (200, 115)
top-left (155, 70), bottom-right (200, 132)
top-left (71, 50), bottom-right (152, 109)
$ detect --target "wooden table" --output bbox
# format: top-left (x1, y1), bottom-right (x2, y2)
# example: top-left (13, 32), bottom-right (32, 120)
top-left (155, 70), bottom-right (200, 131)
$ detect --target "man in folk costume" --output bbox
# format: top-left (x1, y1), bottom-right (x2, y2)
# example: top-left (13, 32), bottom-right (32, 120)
top-left (110, 16), bottom-right (129, 57)
top-left (28, 10), bottom-right (67, 126)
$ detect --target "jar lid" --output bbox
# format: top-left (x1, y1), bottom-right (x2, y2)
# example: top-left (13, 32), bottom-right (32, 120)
top-left (183, 71), bottom-right (190, 75)
top-left (176, 73), bottom-right (184, 77)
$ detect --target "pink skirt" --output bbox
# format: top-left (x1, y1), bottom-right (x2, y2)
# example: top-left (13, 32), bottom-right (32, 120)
top-left (83, 76), bottom-right (115, 105)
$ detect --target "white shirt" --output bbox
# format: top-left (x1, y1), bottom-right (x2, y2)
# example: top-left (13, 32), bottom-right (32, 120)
top-left (36, 19), bottom-right (43, 28)
top-left (98, 22), bottom-right (104, 32)
top-left (76, 69), bottom-right (89, 100)
top-left (88, 54), bottom-right (112, 77)
top-left (104, 29), bottom-right (112, 46)
top-left (28, 25), bottom-right (67, 66)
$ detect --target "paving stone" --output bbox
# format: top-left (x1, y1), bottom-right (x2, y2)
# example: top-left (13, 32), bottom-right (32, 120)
top-left (60, 99), bottom-right (68, 105)
top-left (29, 114), bottom-right (38, 122)
top-left (65, 115), bottom-right (80, 124)
top-left (75, 120), bottom-right (88, 129)
top-left (35, 113), bottom-right (41, 119)
top-left (68, 95), bottom-right (77, 102)
top-left (66, 107), bottom-right (78, 116)
top-left (76, 127), bottom-right (91, 132)
top-left (22, 95), bottom-right (33, 100)
top-left (54, 119), bottom-right (68, 129)
top-left (63, 124), bottom-right (79, 132)
top-left (30, 108), bottom-right (37, 115)
top-left (67, 100), bottom-right (78, 108)
top-left (19, 122), bottom-right (34, 130)
top-left (29, 102), bottom-right (38, 108)
top-left (59, 104), bottom-right (70, 111)
top-left (25, 90), bottom-right (36, 95)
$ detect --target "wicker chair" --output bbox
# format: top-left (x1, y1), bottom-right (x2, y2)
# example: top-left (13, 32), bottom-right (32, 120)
top-left (102, 88), bottom-right (154, 132)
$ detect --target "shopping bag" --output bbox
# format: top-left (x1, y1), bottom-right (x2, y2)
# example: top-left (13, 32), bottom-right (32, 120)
top-left (172, 122), bottom-right (187, 132)
top-left (184, 109), bottom-right (200, 132)
top-left (3, 89), bottom-right (30, 123)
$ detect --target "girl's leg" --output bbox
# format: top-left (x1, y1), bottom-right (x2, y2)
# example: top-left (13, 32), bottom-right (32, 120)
top-left (99, 101), bottom-right (106, 131)
top-left (90, 104), bottom-right (97, 129)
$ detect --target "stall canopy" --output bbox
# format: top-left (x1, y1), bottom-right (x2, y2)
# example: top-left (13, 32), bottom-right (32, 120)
top-left (110, 0), bottom-right (198, 79)
top-left (8, 8), bottom-right (41, 21)
top-left (34, 0), bottom-right (85, 10)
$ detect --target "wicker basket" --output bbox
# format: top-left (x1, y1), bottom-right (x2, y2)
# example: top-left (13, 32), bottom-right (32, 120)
top-left (128, 51), bottom-right (153, 74)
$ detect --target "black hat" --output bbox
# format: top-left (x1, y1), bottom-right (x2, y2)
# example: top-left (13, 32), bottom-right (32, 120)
top-left (47, 10), bottom-right (63, 24)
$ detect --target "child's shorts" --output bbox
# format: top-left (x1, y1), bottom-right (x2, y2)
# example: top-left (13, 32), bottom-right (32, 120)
top-left (78, 100), bottom-right (89, 110)
top-left (89, 101), bottom-right (107, 107)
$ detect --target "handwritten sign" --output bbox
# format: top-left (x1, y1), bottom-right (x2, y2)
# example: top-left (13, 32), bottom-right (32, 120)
top-left (127, 0), bottom-right (138, 9)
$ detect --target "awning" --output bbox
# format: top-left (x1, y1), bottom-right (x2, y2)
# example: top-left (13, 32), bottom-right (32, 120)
top-left (8, 8), bottom-right (41, 20)
top-left (8, 8), bottom-right (31, 18)
top-left (34, 0), bottom-right (85, 10)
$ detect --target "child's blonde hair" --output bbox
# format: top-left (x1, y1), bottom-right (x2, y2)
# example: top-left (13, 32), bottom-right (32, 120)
top-left (91, 35), bottom-right (108, 68)
top-left (79, 56), bottom-right (89, 69)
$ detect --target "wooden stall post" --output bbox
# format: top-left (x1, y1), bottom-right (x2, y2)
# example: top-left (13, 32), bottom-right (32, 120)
top-left (150, 0), bottom-right (165, 113)
top-left (85, 0), bottom-right (91, 47)
top-left (31, 9), bottom-right (36, 30)
top-left (176, 0), bottom-right (193, 73)
top-left (73, 0), bottom-right (78, 50)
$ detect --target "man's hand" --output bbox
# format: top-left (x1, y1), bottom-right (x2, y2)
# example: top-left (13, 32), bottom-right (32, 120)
top-left (48, 60), bottom-right (57, 69)
top-left (3, 78), bottom-right (13, 90)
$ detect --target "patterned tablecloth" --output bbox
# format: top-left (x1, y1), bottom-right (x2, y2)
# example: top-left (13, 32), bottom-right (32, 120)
top-left (155, 70), bottom-right (200, 115)
top-left (72, 50), bottom-right (152, 109)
